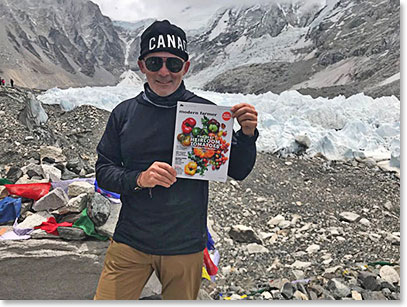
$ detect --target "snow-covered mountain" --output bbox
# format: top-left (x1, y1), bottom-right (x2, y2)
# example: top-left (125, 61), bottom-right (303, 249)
top-left (193, 0), bottom-right (399, 98)
top-left (185, 1), bottom-right (323, 90)
top-left (0, 0), bottom-right (400, 98)
top-left (112, 18), bottom-right (155, 71)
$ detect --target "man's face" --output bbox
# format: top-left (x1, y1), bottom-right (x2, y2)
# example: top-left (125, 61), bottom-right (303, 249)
top-left (138, 51), bottom-right (190, 97)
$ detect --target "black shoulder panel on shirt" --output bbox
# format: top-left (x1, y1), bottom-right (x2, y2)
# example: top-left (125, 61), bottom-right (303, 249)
top-left (183, 90), bottom-right (216, 105)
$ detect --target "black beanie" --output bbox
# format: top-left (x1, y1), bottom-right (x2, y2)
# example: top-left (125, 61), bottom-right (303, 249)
top-left (138, 20), bottom-right (188, 61)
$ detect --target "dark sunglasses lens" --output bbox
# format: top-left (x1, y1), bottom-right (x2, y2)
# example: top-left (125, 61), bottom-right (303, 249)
top-left (145, 57), bottom-right (163, 72)
top-left (166, 58), bottom-right (184, 73)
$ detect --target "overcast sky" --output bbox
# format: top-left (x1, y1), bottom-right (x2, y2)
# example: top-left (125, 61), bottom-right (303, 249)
top-left (91, 0), bottom-right (326, 25)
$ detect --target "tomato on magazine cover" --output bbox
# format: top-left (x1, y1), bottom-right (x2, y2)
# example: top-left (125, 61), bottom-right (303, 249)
top-left (176, 115), bottom-right (231, 177)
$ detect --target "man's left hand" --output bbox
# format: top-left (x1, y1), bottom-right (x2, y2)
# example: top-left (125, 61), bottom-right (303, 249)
top-left (231, 103), bottom-right (258, 136)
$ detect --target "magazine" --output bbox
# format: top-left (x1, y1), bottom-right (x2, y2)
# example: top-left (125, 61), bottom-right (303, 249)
top-left (172, 101), bottom-right (234, 182)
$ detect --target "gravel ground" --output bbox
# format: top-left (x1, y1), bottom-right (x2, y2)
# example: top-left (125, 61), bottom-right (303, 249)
top-left (203, 152), bottom-right (400, 299)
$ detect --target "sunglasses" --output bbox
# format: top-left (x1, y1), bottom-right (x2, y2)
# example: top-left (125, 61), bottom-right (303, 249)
top-left (144, 57), bottom-right (185, 73)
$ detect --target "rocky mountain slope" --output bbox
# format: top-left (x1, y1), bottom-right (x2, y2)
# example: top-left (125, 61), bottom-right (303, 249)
top-left (0, 0), bottom-right (124, 89)
top-left (0, 85), bottom-right (400, 300)
top-left (201, 0), bottom-right (400, 99)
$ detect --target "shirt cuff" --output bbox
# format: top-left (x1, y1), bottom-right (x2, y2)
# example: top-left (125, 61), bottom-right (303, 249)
top-left (123, 170), bottom-right (142, 192)
top-left (235, 128), bottom-right (259, 144)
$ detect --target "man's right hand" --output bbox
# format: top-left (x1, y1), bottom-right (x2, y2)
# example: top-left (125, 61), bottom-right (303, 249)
top-left (137, 162), bottom-right (177, 188)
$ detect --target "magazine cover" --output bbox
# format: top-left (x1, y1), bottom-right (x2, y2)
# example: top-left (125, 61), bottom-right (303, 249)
top-left (172, 101), bottom-right (234, 182)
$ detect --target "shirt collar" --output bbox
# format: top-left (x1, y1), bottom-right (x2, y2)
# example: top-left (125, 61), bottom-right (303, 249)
top-left (143, 81), bottom-right (186, 108)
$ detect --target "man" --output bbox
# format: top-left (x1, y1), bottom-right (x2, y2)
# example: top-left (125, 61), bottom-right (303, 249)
top-left (94, 20), bottom-right (258, 300)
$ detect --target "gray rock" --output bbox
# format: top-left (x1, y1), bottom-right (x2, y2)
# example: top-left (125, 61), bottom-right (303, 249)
top-left (0, 186), bottom-right (8, 198)
top-left (18, 201), bottom-right (33, 222)
top-left (53, 163), bottom-right (65, 173)
top-left (308, 290), bottom-right (318, 300)
top-left (230, 180), bottom-right (239, 188)
top-left (6, 166), bottom-right (23, 183)
top-left (358, 271), bottom-right (380, 291)
top-left (281, 282), bottom-right (295, 299)
top-left (66, 158), bottom-right (84, 174)
top-left (197, 289), bottom-right (212, 300)
top-left (259, 231), bottom-right (273, 240)
top-left (255, 197), bottom-right (267, 203)
top-left (96, 202), bottom-right (121, 237)
top-left (312, 283), bottom-right (335, 300)
top-left (271, 290), bottom-right (284, 300)
top-left (246, 243), bottom-right (269, 254)
top-left (346, 276), bottom-right (358, 286)
top-left (361, 291), bottom-right (387, 300)
top-left (40, 145), bottom-right (66, 163)
top-left (327, 278), bottom-right (351, 299)
top-left (261, 291), bottom-right (272, 300)
top-left (293, 290), bottom-right (308, 300)
top-left (58, 226), bottom-right (86, 240)
top-left (53, 193), bottom-right (89, 215)
top-left (41, 164), bottom-right (62, 182)
top-left (15, 175), bottom-right (48, 184)
top-left (229, 225), bottom-right (262, 244)
top-left (380, 280), bottom-right (396, 292)
top-left (268, 214), bottom-right (285, 227)
top-left (323, 265), bottom-right (342, 277)
top-left (68, 181), bottom-right (94, 198)
top-left (61, 168), bottom-right (78, 180)
top-left (379, 265), bottom-right (399, 285)
top-left (359, 218), bottom-right (370, 226)
top-left (278, 220), bottom-right (291, 229)
top-left (139, 273), bottom-right (162, 299)
top-left (339, 211), bottom-right (361, 222)
top-left (291, 260), bottom-right (312, 269)
top-left (351, 290), bottom-right (362, 300)
top-left (306, 244), bottom-right (320, 254)
top-left (308, 284), bottom-right (324, 297)
top-left (26, 169), bottom-right (43, 179)
top-left (322, 292), bottom-right (335, 300)
top-left (269, 278), bottom-right (290, 290)
top-left (27, 156), bottom-right (40, 165)
top-left (30, 229), bottom-right (60, 239)
top-left (32, 187), bottom-right (69, 211)
top-left (67, 193), bottom-right (89, 212)
top-left (87, 193), bottom-right (111, 227)
top-left (383, 200), bottom-right (394, 211)
top-left (385, 232), bottom-right (400, 245)
top-left (42, 157), bottom-right (56, 164)
top-left (295, 283), bottom-right (309, 298)
top-left (292, 270), bottom-right (305, 280)
top-left (22, 163), bottom-right (44, 178)
top-left (381, 288), bottom-right (391, 297)
top-left (349, 284), bottom-right (365, 293)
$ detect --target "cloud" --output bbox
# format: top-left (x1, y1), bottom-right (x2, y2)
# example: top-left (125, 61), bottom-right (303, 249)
top-left (91, 0), bottom-right (325, 27)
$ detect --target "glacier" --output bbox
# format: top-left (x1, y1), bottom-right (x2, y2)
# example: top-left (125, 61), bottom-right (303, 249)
top-left (37, 79), bottom-right (400, 170)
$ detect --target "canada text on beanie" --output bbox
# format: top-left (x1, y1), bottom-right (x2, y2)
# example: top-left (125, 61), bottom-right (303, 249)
top-left (139, 20), bottom-right (188, 61)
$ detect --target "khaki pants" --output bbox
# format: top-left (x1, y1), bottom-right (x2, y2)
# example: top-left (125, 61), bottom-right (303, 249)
top-left (94, 240), bottom-right (204, 300)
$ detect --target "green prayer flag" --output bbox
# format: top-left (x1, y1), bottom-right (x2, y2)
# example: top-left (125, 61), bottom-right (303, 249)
top-left (73, 208), bottom-right (108, 241)
top-left (0, 178), bottom-right (13, 185)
